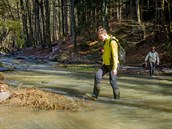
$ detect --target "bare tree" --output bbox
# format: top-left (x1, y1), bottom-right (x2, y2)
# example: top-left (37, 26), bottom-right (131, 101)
top-left (167, 0), bottom-right (172, 42)
top-left (70, 0), bottom-right (76, 47)
top-left (26, 0), bottom-right (34, 47)
top-left (45, 0), bottom-right (51, 49)
top-left (20, 0), bottom-right (29, 48)
top-left (117, 0), bottom-right (122, 22)
top-left (136, 0), bottom-right (141, 23)
top-left (102, 0), bottom-right (108, 29)
top-left (40, 0), bottom-right (46, 48)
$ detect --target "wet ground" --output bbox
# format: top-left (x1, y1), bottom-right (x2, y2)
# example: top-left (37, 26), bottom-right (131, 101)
top-left (0, 56), bottom-right (172, 129)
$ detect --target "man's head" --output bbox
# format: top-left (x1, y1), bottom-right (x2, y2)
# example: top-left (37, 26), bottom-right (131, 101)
top-left (151, 46), bottom-right (156, 52)
top-left (98, 28), bottom-right (109, 41)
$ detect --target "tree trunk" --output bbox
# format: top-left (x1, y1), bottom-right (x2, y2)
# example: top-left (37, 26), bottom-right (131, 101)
top-left (40, 0), bottom-right (46, 48)
top-left (61, 0), bottom-right (65, 37)
top-left (57, 0), bottom-right (62, 38)
top-left (33, 0), bottom-right (36, 48)
top-left (155, 0), bottom-right (158, 24)
top-left (147, 0), bottom-right (150, 9)
top-left (52, 0), bottom-right (56, 41)
top-left (64, 0), bottom-right (68, 36)
top-left (102, 0), bottom-right (108, 30)
top-left (45, 0), bottom-right (51, 49)
top-left (160, 0), bottom-right (165, 30)
top-left (76, 0), bottom-right (82, 35)
top-left (70, 0), bottom-right (76, 47)
top-left (17, 2), bottom-right (20, 19)
top-left (35, 0), bottom-right (43, 47)
top-left (26, 0), bottom-right (33, 47)
top-left (136, 0), bottom-right (141, 24)
top-left (167, 0), bottom-right (172, 43)
top-left (117, 0), bottom-right (122, 22)
top-left (140, 0), bottom-right (143, 21)
top-left (20, 0), bottom-right (29, 48)
top-left (130, 0), bottom-right (134, 19)
top-left (167, 0), bottom-right (171, 28)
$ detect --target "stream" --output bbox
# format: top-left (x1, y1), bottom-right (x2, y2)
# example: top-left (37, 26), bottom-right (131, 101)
top-left (0, 56), bottom-right (172, 129)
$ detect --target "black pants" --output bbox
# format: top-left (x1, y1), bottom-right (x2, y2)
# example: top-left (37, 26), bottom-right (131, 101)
top-left (148, 62), bottom-right (156, 77)
top-left (94, 64), bottom-right (119, 91)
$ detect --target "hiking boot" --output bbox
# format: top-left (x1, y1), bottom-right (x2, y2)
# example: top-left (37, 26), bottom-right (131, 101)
top-left (113, 89), bottom-right (120, 99)
top-left (93, 84), bottom-right (100, 98)
top-left (85, 93), bottom-right (97, 100)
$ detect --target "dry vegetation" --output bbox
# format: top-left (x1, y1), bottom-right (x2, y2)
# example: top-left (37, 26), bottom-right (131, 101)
top-left (0, 84), bottom-right (94, 112)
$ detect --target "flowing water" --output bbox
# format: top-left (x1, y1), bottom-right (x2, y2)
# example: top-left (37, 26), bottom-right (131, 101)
top-left (0, 57), bottom-right (172, 129)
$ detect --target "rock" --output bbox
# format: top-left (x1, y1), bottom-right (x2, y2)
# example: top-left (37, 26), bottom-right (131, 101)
top-left (0, 84), bottom-right (11, 103)
top-left (0, 91), bottom-right (10, 103)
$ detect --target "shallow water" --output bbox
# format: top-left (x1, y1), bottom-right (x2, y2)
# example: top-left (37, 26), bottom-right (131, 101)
top-left (1, 58), bottom-right (172, 129)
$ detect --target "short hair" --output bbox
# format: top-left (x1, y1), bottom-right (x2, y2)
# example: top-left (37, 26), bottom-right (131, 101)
top-left (151, 46), bottom-right (156, 51)
top-left (98, 28), bottom-right (107, 35)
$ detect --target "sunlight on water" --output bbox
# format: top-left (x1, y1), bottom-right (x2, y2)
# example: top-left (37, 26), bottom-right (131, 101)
top-left (1, 67), bottom-right (172, 129)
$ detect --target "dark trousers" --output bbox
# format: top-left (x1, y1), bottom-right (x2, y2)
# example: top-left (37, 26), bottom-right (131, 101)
top-left (148, 62), bottom-right (156, 77)
top-left (94, 64), bottom-right (119, 91)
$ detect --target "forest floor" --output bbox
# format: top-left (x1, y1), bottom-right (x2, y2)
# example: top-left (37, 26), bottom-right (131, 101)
top-left (17, 33), bottom-right (172, 68)
top-left (15, 20), bottom-right (172, 68)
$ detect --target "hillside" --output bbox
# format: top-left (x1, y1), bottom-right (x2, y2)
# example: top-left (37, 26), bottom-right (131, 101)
top-left (17, 21), bottom-right (172, 68)
top-left (125, 32), bottom-right (172, 67)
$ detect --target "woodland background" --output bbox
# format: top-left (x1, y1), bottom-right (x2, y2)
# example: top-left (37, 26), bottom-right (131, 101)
top-left (0, 0), bottom-right (172, 67)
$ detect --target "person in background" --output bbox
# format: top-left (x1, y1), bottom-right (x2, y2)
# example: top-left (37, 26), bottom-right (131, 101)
top-left (144, 46), bottom-right (160, 77)
top-left (86, 28), bottom-right (120, 100)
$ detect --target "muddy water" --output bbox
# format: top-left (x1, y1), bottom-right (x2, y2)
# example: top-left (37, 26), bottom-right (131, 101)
top-left (1, 60), bottom-right (172, 129)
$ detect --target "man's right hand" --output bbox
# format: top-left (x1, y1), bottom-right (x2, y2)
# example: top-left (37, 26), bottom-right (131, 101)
top-left (144, 62), bottom-right (147, 67)
top-left (112, 69), bottom-right (117, 75)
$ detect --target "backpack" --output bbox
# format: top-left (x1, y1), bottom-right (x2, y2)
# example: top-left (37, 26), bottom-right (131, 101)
top-left (109, 37), bottom-right (126, 65)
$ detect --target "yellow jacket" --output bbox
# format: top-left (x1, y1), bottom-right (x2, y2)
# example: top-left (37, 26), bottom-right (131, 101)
top-left (102, 37), bottom-right (119, 70)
